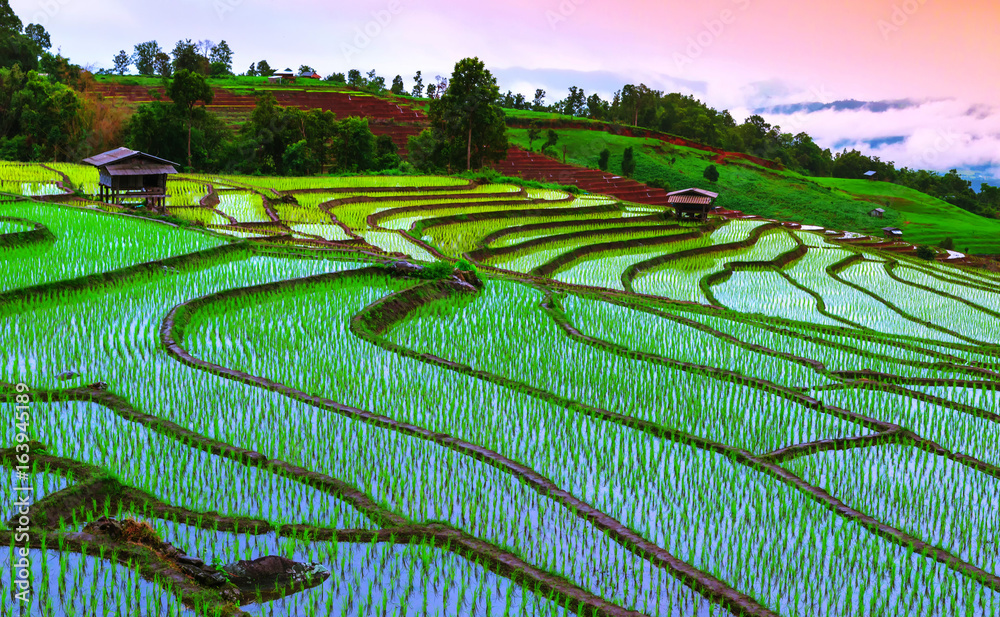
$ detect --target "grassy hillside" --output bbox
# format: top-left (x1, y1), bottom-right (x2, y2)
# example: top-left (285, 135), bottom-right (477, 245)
top-left (506, 127), bottom-right (1000, 254)
top-left (809, 178), bottom-right (1000, 252)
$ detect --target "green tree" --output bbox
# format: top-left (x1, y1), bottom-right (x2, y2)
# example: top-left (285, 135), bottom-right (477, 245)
top-left (133, 41), bottom-right (162, 76)
top-left (0, 66), bottom-right (84, 161)
top-left (407, 128), bottom-right (445, 172)
top-left (0, 34), bottom-right (37, 70)
top-left (391, 75), bottom-right (404, 95)
top-left (374, 134), bottom-right (400, 170)
top-left (154, 52), bottom-right (172, 79)
top-left (597, 148), bottom-right (610, 171)
top-left (543, 129), bottom-right (559, 150)
top-left (298, 65), bottom-right (315, 75)
top-left (0, 0), bottom-right (21, 34)
top-left (0, 2), bottom-right (37, 71)
top-left (172, 39), bottom-right (205, 74)
top-left (125, 100), bottom-right (232, 172)
top-left (526, 127), bottom-right (540, 151)
top-left (366, 70), bottom-right (386, 92)
top-left (23, 24), bottom-right (50, 51)
top-left (621, 146), bottom-right (636, 177)
top-left (209, 41), bottom-right (234, 75)
top-left (256, 60), bottom-right (275, 77)
top-left (412, 71), bottom-right (424, 98)
top-left (427, 57), bottom-right (507, 171)
top-left (703, 164), bottom-right (719, 182)
top-left (532, 88), bottom-right (546, 111)
top-left (332, 117), bottom-right (376, 172)
top-left (561, 86), bottom-right (586, 116)
top-left (168, 69), bottom-right (214, 168)
top-left (113, 50), bottom-right (130, 75)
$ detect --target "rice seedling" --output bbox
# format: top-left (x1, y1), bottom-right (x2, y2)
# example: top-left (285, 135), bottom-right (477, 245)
top-left (2, 163), bottom-right (1000, 616)
top-left (0, 200), bottom-right (223, 293)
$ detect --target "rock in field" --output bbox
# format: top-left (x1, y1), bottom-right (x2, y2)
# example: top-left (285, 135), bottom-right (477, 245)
top-left (222, 555), bottom-right (331, 603)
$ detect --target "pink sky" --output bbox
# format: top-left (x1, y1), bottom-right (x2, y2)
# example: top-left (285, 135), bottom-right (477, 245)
top-left (12, 0), bottom-right (999, 179)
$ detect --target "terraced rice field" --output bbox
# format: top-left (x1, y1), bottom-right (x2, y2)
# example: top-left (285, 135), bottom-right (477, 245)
top-left (1, 164), bottom-right (1000, 617)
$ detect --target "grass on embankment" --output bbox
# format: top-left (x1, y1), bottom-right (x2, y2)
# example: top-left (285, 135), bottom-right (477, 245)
top-left (506, 128), bottom-right (1000, 254)
top-left (809, 177), bottom-right (1000, 254)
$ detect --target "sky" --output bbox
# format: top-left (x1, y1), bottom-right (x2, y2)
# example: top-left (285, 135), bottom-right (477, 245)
top-left (12, 0), bottom-right (999, 183)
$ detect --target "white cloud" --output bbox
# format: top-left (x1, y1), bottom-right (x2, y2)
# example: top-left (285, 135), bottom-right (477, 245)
top-left (752, 98), bottom-right (1000, 176)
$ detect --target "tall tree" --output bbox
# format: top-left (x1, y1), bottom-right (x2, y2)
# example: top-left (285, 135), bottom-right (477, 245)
top-left (23, 24), bottom-right (50, 51)
top-left (133, 41), bottom-right (162, 76)
top-left (209, 40), bottom-right (234, 75)
top-left (171, 39), bottom-right (204, 74)
top-left (532, 89), bottom-right (546, 111)
top-left (411, 71), bottom-right (423, 98)
top-left (526, 127), bottom-right (540, 151)
top-left (390, 75), bottom-right (404, 95)
top-left (0, 0), bottom-right (22, 34)
top-left (168, 69), bottom-right (214, 168)
top-left (154, 52), bottom-right (172, 79)
top-left (427, 57), bottom-right (507, 171)
top-left (586, 93), bottom-right (607, 120)
top-left (113, 50), bottom-right (130, 75)
top-left (562, 86), bottom-right (586, 117)
top-left (298, 65), bottom-right (315, 75)
top-left (366, 70), bottom-right (385, 92)
top-left (256, 60), bottom-right (274, 77)
top-left (0, 0), bottom-right (37, 70)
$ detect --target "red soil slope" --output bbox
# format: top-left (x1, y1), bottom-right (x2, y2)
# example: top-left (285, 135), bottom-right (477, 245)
top-left (89, 83), bottom-right (426, 151)
top-left (87, 83), bottom-right (742, 207)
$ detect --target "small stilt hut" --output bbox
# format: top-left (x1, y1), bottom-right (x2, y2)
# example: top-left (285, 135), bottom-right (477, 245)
top-left (83, 148), bottom-right (178, 210)
top-left (667, 188), bottom-right (720, 221)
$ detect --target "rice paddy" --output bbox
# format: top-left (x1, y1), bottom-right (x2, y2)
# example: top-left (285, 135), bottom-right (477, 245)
top-left (1, 163), bottom-right (999, 616)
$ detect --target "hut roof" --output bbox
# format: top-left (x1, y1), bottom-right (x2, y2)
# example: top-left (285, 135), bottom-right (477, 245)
top-left (668, 196), bottom-right (714, 205)
top-left (667, 188), bottom-right (719, 199)
top-left (83, 148), bottom-right (178, 174)
top-left (864, 171), bottom-right (878, 177)
top-left (870, 208), bottom-right (886, 213)
top-left (882, 227), bottom-right (903, 235)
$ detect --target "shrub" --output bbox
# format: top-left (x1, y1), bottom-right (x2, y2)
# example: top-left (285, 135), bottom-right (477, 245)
top-left (597, 148), bottom-right (610, 171)
top-left (455, 258), bottom-right (477, 272)
top-left (938, 237), bottom-right (955, 251)
top-left (414, 261), bottom-right (454, 279)
top-left (915, 245), bottom-right (937, 260)
top-left (621, 147), bottom-right (635, 177)
top-left (703, 164), bottom-right (720, 182)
